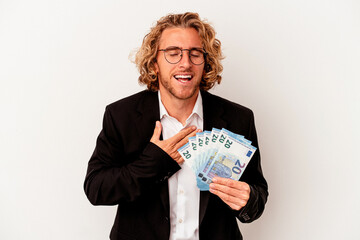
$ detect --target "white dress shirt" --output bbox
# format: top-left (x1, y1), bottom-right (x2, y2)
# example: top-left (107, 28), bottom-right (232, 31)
top-left (158, 91), bottom-right (203, 240)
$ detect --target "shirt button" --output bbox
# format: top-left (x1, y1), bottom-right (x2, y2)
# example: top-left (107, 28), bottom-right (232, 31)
top-left (179, 190), bottom-right (184, 194)
top-left (179, 219), bottom-right (183, 223)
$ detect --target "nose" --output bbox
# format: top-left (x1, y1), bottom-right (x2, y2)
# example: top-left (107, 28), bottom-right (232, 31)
top-left (179, 50), bottom-right (192, 68)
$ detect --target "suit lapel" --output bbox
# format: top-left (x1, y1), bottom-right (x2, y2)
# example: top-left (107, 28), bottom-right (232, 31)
top-left (134, 90), bottom-right (229, 223)
top-left (201, 90), bottom-right (227, 131)
top-left (134, 91), bottom-right (171, 216)
top-left (135, 90), bottom-right (160, 142)
top-left (199, 90), bottom-right (228, 224)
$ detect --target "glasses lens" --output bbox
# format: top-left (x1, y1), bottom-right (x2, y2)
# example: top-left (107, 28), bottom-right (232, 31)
top-left (164, 48), bottom-right (182, 64)
top-left (163, 48), bottom-right (205, 65)
top-left (190, 49), bottom-right (205, 65)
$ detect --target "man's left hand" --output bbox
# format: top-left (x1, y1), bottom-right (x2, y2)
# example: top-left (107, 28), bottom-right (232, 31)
top-left (209, 177), bottom-right (250, 211)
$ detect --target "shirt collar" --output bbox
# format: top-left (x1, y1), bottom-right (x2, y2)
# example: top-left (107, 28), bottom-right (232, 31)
top-left (158, 91), bottom-right (203, 121)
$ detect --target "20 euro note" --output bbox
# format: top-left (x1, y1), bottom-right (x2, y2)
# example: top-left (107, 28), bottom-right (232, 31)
top-left (196, 128), bottom-right (232, 190)
top-left (196, 130), bottom-right (211, 171)
top-left (197, 128), bottom-right (233, 178)
top-left (177, 134), bottom-right (212, 190)
top-left (177, 127), bottom-right (257, 191)
top-left (198, 133), bottom-right (257, 188)
top-left (177, 142), bottom-right (197, 169)
top-left (196, 132), bottom-right (205, 165)
top-left (198, 128), bottom-right (221, 175)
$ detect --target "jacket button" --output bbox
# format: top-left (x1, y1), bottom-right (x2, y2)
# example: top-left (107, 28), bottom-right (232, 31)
top-left (242, 213), bottom-right (250, 221)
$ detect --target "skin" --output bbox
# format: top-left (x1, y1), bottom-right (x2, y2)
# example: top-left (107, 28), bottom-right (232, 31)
top-left (150, 27), bottom-right (250, 211)
top-left (155, 27), bottom-right (204, 125)
top-left (209, 177), bottom-right (250, 211)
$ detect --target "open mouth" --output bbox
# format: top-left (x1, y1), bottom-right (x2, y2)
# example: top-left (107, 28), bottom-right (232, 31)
top-left (174, 74), bottom-right (193, 83)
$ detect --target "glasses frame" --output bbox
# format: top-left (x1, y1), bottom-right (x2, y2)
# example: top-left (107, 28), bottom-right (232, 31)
top-left (158, 47), bottom-right (207, 65)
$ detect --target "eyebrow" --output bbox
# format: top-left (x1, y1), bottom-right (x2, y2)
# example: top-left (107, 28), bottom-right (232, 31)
top-left (164, 46), bottom-right (204, 51)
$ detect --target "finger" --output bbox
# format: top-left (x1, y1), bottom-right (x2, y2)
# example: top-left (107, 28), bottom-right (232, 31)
top-left (173, 153), bottom-right (184, 164)
top-left (175, 128), bottom-right (200, 149)
top-left (169, 126), bottom-right (197, 144)
top-left (225, 201), bottom-right (243, 211)
top-left (212, 178), bottom-right (250, 191)
top-left (210, 178), bottom-right (250, 200)
top-left (210, 183), bottom-right (250, 203)
top-left (212, 177), bottom-right (235, 186)
top-left (209, 182), bottom-right (242, 198)
top-left (170, 151), bottom-right (183, 162)
top-left (150, 121), bottom-right (162, 143)
top-left (209, 188), bottom-right (245, 209)
top-left (209, 188), bottom-right (247, 210)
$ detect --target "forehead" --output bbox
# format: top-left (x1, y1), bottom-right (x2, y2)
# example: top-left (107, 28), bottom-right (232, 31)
top-left (158, 27), bottom-right (203, 48)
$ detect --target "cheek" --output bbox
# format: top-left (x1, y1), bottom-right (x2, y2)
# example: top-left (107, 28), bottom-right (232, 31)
top-left (155, 60), bottom-right (174, 76)
top-left (196, 66), bottom-right (205, 78)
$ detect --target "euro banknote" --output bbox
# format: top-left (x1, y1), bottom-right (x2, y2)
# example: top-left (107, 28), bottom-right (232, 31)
top-left (178, 128), bottom-right (256, 191)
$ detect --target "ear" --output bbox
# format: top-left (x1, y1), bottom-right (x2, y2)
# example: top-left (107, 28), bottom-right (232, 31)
top-left (202, 64), bottom-right (208, 77)
top-left (154, 61), bottom-right (159, 74)
top-left (204, 63), bottom-right (210, 72)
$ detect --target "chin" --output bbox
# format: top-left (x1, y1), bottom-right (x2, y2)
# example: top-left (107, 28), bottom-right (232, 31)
top-left (173, 89), bottom-right (199, 100)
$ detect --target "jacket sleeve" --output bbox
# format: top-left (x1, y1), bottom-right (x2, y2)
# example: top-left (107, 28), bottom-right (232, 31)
top-left (235, 111), bottom-right (268, 223)
top-left (83, 106), bottom-right (180, 206)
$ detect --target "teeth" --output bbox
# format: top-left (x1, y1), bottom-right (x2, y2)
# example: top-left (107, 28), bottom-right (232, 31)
top-left (175, 75), bottom-right (192, 79)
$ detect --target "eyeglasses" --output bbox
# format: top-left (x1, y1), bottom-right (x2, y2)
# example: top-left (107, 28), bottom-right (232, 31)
top-left (158, 46), bottom-right (207, 65)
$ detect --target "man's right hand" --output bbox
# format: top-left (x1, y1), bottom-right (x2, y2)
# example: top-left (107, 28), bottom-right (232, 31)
top-left (150, 121), bottom-right (199, 164)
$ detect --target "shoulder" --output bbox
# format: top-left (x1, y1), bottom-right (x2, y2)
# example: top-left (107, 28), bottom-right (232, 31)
top-left (202, 91), bottom-right (254, 118)
top-left (201, 91), bottom-right (257, 140)
top-left (106, 90), bottom-right (157, 112)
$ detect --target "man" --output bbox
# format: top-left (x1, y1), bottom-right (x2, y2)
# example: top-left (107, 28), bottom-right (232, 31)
top-left (84, 12), bottom-right (268, 240)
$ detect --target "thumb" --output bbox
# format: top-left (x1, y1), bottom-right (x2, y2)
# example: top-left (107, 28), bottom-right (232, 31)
top-left (150, 121), bottom-right (162, 143)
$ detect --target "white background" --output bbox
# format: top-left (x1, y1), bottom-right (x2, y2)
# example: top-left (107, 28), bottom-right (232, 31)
top-left (1, 0), bottom-right (359, 239)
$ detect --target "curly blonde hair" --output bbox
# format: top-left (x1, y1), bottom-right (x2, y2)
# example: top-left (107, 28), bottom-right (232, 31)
top-left (135, 12), bottom-right (223, 91)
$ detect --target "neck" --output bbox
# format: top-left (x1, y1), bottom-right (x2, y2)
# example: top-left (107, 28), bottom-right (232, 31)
top-left (160, 90), bottom-right (199, 126)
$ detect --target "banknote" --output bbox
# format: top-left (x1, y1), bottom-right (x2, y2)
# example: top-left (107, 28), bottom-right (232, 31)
top-left (199, 128), bottom-right (221, 175)
top-left (188, 136), bottom-right (198, 161)
top-left (199, 133), bottom-right (256, 185)
top-left (195, 132), bottom-right (205, 170)
top-left (178, 128), bottom-right (257, 191)
top-left (177, 142), bottom-right (196, 169)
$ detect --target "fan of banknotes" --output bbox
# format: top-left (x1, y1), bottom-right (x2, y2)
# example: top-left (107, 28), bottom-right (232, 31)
top-left (177, 128), bottom-right (257, 191)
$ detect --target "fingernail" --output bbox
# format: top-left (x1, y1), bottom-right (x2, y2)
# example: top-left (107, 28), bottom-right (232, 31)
top-left (192, 126), bottom-right (196, 130)
top-left (212, 178), bottom-right (217, 183)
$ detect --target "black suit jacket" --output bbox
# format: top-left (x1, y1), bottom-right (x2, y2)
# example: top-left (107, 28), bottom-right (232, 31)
top-left (84, 90), bottom-right (268, 240)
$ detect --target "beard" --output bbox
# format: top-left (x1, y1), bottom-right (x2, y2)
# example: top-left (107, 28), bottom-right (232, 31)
top-left (157, 74), bottom-right (201, 101)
